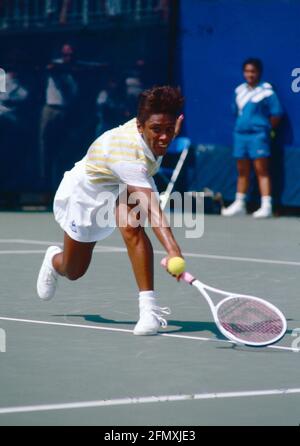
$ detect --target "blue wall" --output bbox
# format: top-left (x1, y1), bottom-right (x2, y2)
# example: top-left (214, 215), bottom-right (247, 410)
top-left (178, 0), bottom-right (300, 205)
top-left (179, 0), bottom-right (300, 147)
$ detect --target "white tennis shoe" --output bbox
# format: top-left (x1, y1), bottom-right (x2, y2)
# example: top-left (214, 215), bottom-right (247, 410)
top-left (133, 302), bottom-right (171, 336)
top-left (252, 205), bottom-right (272, 219)
top-left (221, 200), bottom-right (246, 217)
top-left (37, 246), bottom-right (62, 301)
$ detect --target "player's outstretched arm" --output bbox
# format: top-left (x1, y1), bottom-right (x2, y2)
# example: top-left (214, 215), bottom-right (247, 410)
top-left (126, 185), bottom-right (183, 259)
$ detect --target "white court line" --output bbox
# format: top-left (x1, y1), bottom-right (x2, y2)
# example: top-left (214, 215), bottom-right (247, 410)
top-left (0, 240), bottom-right (123, 253)
top-left (0, 317), bottom-right (133, 335)
top-left (1, 238), bottom-right (300, 266)
top-left (0, 250), bottom-right (46, 255)
top-left (0, 316), bottom-right (299, 353)
top-left (162, 251), bottom-right (300, 267)
top-left (0, 388), bottom-right (300, 415)
top-left (0, 248), bottom-right (126, 255)
top-left (0, 239), bottom-right (63, 246)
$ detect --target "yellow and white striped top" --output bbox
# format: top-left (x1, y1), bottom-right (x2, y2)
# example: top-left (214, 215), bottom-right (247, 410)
top-left (85, 118), bottom-right (162, 188)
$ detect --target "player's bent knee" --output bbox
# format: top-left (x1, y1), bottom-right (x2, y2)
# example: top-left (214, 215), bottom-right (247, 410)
top-left (120, 225), bottom-right (143, 244)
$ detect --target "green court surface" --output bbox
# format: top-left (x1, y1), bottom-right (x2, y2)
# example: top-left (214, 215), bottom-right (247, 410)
top-left (0, 212), bottom-right (300, 426)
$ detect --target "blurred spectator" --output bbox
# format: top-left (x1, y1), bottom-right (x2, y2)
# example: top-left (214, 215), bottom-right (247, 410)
top-left (134, 58), bottom-right (157, 89)
top-left (125, 73), bottom-right (142, 97)
top-left (222, 58), bottom-right (283, 219)
top-left (0, 69), bottom-right (30, 135)
top-left (46, 0), bottom-right (71, 25)
top-left (106, 0), bottom-right (122, 17)
top-left (0, 68), bottom-right (32, 191)
top-left (96, 75), bottom-right (126, 134)
top-left (95, 64), bottom-right (144, 135)
top-left (123, 69), bottom-right (143, 120)
top-left (39, 43), bottom-right (80, 189)
top-left (59, 0), bottom-right (71, 24)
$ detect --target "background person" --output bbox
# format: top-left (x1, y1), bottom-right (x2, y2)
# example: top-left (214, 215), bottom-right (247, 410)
top-left (222, 58), bottom-right (283, 218)
top-left (39, 43), bottom-right (80, 191)
top-left (0, 68), bottom-right (31, 192)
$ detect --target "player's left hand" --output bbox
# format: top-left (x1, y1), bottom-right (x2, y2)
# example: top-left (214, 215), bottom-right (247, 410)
top-left (174, 114), bottom-right (184, 138)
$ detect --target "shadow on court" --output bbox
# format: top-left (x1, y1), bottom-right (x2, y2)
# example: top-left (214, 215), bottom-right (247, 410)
top-left (53, 314), bottom-right (295, 341)
top-left (53, 314), bottom-right (223, 337)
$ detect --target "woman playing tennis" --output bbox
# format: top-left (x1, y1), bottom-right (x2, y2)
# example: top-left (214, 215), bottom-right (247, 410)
top-left (37, 86), bottom-right (185, 336)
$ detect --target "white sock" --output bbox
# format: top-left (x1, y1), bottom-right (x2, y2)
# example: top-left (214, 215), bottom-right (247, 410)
top-left (262, 196), bottom-right (272, 207)
top-left (236, 193), bottom-right (246, 203)
top-left (139, 291), bottom-right (157, 308)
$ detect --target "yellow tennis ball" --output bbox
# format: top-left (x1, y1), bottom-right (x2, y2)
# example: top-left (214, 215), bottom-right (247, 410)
top-left (167, 257), bottom-right (186, 276)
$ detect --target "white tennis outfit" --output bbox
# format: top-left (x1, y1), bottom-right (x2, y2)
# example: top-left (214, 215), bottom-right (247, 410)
top-left (53, 118), bottom-right (162, 242)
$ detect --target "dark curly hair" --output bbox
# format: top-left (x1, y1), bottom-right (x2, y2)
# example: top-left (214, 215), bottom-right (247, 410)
top-left (243, 58), bottom-right (263, 74)
top-left (137, 86), bottom-right (184, 124)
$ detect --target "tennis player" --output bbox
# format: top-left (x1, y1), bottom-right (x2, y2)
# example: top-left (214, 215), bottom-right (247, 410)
top-left (37, 86), bottom-right (185, 336)
top-left (222, 58), bottom-right (283, 218)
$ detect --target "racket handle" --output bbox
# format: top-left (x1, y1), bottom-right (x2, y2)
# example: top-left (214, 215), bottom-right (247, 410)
top-left (179, 272), bottom-right (195, 285)
top-left (160, 258), bottom-right (195, 285)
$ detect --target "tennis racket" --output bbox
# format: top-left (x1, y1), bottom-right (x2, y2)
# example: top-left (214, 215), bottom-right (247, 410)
top-left (160, 144), bottom-right (190, 210)
top-left (161, 258), bottom-right (287, 347)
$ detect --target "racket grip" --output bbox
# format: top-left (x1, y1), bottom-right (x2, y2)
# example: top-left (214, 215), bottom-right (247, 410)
top-left (179, 272), bottom-right (195, 285)
top-left (160, 258), bottom-right (195, 285)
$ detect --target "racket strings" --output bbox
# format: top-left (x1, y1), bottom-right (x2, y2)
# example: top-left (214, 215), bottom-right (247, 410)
top-left (217, 297), bottom-right (284, 344)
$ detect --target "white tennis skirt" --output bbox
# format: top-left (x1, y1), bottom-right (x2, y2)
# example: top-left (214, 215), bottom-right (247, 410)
top-left (53, 159), bottom-right (121, 243)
